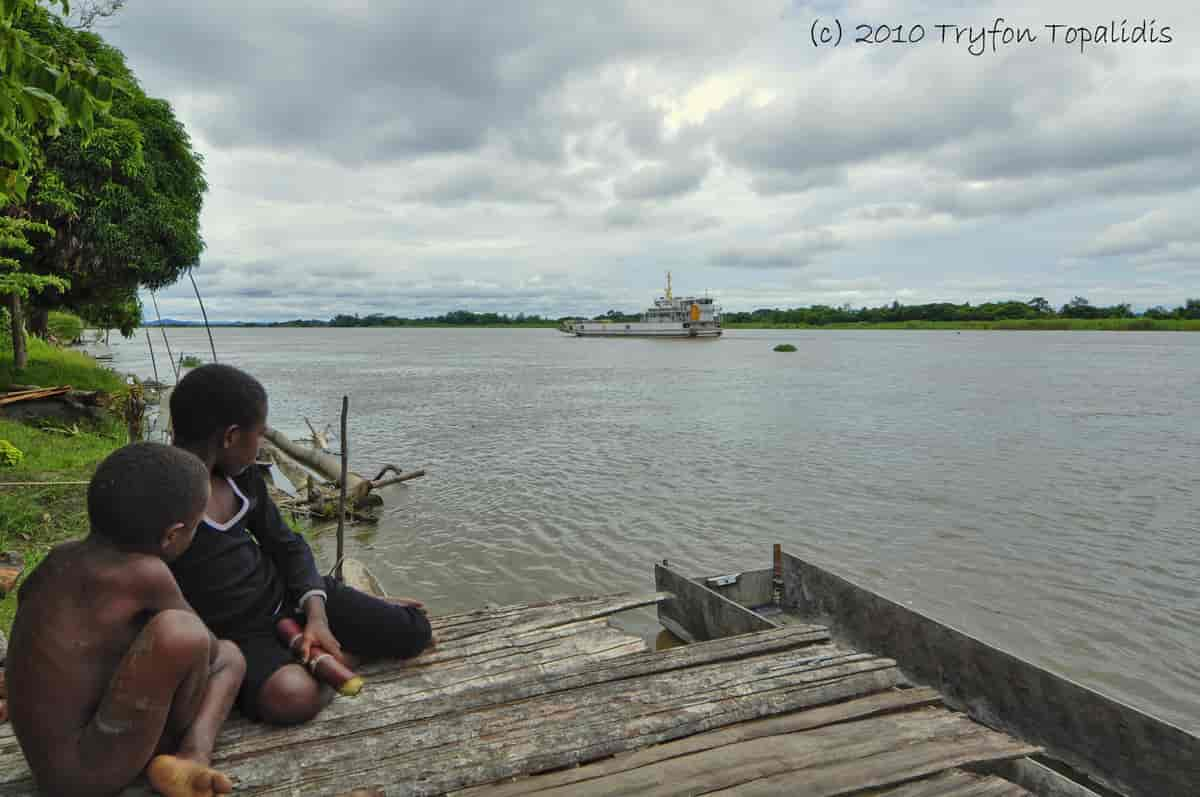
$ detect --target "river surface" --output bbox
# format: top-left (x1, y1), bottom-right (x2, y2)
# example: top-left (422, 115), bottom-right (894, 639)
top-left (108, 327), bottom-right (1200, 732)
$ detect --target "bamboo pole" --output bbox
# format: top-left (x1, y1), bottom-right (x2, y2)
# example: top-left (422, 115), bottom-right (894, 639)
top-left (189, 269), bottom-right (218, 363)
top-left (144, 329), bottom-right (161, 384)
top-left (150, 291), bottom-right (180, 383)
top-left (335, 396), bottom-right (349, 583)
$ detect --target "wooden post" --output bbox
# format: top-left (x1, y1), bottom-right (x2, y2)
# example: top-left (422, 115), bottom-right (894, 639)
top-left (335, 395), bottom-right (348, 583)
top-left (773, 543), bottom-right (783, 604)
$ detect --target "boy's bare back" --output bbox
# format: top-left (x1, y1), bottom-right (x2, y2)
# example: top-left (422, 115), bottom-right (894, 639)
top-left (6, 442), bottom-right (244, 797)
top-left (8, 541), bottom-right (169, 748)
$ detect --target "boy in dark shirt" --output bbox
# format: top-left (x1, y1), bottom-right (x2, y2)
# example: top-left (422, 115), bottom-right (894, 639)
top-left (5, 443), bottom-right (245, 797)
top-left (170, 364), bottom-right (433, 725)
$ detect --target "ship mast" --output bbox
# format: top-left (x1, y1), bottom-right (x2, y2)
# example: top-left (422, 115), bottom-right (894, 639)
top-left (665, 270), bottom-right (672, 301)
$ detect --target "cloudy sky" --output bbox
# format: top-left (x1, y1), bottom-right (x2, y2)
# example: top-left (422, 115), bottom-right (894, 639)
top-left (89, 0), bottom-right (1199, 321)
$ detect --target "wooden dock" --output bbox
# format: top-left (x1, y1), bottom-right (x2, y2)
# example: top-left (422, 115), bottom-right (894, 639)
top-left (4, 589), bottom-right (1046, 796)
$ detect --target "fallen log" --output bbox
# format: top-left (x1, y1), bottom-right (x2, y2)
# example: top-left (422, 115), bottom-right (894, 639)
top-left (265, 426), bottom-right (372, 502)
top-left (264, 427), bottom-right (427, 502)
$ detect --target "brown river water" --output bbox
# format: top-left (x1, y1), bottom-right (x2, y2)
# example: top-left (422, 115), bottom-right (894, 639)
top-left (108, 327), bottom-right (1200, 732)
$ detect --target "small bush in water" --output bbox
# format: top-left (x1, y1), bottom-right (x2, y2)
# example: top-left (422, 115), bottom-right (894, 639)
top-left (773, 343), bottom-right (797, 352)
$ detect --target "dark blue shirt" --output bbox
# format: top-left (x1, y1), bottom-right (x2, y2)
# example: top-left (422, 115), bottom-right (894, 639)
top-left (170, 466), bottom-right (324, 639)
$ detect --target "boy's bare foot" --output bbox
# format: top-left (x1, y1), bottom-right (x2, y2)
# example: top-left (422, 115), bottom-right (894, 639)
top-left (147, 755), bottom-right (234, 797)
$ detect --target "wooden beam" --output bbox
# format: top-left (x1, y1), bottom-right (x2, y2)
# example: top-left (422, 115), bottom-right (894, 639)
top-left (655, 563), bottom-right (777, 642)
top-left (462, 688), bottom-right (944, 797)
top-left (780, 551), bottom-right (1200, 797)
top-left (202, 652), bottom-right (904, 794)
top-left (972, 758), bottom-right (1108, 797)
top-left (861, 768), bottom-right (1034, 796)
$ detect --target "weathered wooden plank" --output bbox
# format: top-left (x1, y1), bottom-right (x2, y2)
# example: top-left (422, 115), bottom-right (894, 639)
top-left (212, 624), bottom-right (648, 750)
top-left (701, 568), bottom-right (775, 608)
top-left (859, 768), bottom-right (1035, 796)
top-left (715, 733), bottom-right (1037, 797)
top-left (656, 563), bottom-right (776, 642)
top-left (492, 709), bottom-right (1036, 797)
top-left (0, 625), bottom-right (834, 787)
top-left (218, 649), bottom-right (889, 771)
top-left (780, 551), bottom-right (1199, 797)
top-left (209, 652), bottom-right (903, 794)
top-left (457, 687), bottom-right (943, 797)
top-left (214, 625), bottom-right (828, 754)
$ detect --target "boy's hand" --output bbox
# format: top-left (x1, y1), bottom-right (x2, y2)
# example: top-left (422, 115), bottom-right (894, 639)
top-left (298, 596), bottom-right (346, 664)
top-left (298, 617), bottom-right (345, 665)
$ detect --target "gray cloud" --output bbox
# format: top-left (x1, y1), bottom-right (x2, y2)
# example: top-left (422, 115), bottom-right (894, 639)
top-left (614, 157), bottom-right (710, 200)
top-left (710, 230), bottom-right (842, 269)
top-left (92, 0), bottom-right (1200, 320)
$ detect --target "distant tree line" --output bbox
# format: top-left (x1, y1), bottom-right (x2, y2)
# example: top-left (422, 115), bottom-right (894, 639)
top-left (164, 297), bottom-right (1200, 329)
top-left (272, 310), bottom-right (558, 327)
top-left (721, 297), bottom-right (1200, 326)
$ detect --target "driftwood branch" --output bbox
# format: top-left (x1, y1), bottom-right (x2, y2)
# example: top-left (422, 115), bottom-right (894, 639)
top-left (264, 426), bottom-right (372, 502)
top-left (372, 469), bottom-right (426, 489)
top-left (304, 417), bottom-right (330, 451)
top-left (371, 464), bottom-right (402, 481)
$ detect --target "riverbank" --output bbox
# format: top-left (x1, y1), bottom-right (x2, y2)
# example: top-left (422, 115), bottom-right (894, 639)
top-left (143, 319), bottom-right (1200, 332)
top-left (0, 338), bottom-right (126, 634)
top-left (725, 319), bottom-right (1200, 331)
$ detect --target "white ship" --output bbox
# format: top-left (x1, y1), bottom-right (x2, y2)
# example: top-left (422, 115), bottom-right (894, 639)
top-left (561, 274), bottom-right (722, 338)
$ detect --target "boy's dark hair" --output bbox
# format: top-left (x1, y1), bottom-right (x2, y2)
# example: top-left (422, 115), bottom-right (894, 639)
top-left (170, 363), bottom-right (268, 445)
top-left (88, 442), bottom-right (210, 551)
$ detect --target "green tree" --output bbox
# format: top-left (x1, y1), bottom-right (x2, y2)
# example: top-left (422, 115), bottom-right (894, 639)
top-left (2, 0), bottom-right (113, 203)
top-left (2, 0), bottom-right (114, 367)
top-left (16, 11), bottom-right (205, 336)
top-left (1, 214), bottom-right (65, 365)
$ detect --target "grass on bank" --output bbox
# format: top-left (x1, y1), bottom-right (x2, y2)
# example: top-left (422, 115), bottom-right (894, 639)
top-left (1, 335), bottom-right (125, 392)
top-left (726, 318), bottom-right (1200, 331)
top-left (1, 328), bottom-right (127, 633)
top-left (0, 416), bottom-right (125, 634)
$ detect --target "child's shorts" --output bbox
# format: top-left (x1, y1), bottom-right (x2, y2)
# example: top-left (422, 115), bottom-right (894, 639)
top-left (229, 575), bottom-right (432, 720)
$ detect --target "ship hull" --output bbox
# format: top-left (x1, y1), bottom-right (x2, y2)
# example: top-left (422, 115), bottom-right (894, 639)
top-left (562, 322), bottom-right (721, 338)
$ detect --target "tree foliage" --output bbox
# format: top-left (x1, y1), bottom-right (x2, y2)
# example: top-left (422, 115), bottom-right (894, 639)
top-left (718, 297), bottom-right (1200, 325)
top-left (16, 9), bottom-right (205, 326)
top-left (1, 0), bottom-right (113, 204)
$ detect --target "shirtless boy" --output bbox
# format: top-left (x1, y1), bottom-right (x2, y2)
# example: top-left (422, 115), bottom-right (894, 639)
top-left (5, 442), bottom-right (246, 797)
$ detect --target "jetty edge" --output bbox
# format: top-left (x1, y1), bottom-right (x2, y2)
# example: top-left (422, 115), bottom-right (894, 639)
top-left (658, 546), bottom-right (1199, 797)
top-left (2, 549), bottom-right (1191, 795)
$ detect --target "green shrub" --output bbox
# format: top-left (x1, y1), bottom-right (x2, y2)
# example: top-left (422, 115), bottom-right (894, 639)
top-left (179, 354), bottom-right (204, 368)
top-left (47, 311), bottom-right (84, 342)
top-left (0, 439), bottom-right (23, 467)
top-left (773, 343), bottom-right (798, 352)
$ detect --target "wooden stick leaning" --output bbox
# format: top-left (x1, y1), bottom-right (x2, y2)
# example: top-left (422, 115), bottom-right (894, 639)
top-left (335, 395), bottom-right (348, 584)
top-left (149, 291), bottom-right (180, 383)
top-left (144, 330), bottom-right (161, 385)
top-left (188, 269), bottom-right (219, 363)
